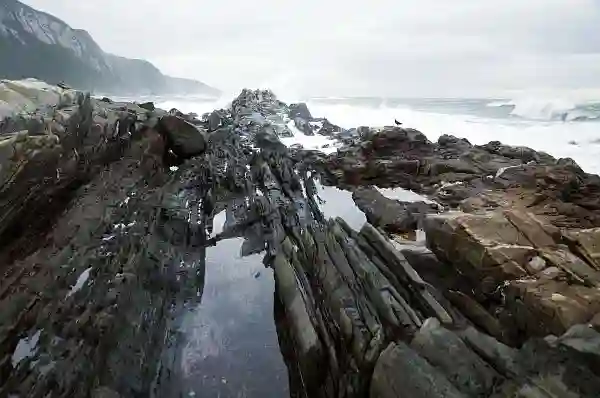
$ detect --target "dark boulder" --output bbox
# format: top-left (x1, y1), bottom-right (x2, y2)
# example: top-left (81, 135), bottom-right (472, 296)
top-left (438, 134), bottom-right (473, 152)
top-left (168, 108), bottom-right (184, 117)
top-left (316, 118), bottom-right (342, 136)
top-left (369, 127), bottom-right (433, 158)
top-left (156, 115), bottom-right (207, 159)
top-left (207, 110), bottom-right (223, 131)
top-left (138, 101), bottom-right (155, 112)
top-left (293, 117), bottom-right (314, 136)
top-left (479, 140), bottom-right (552, 164)
top-left (289, 103), bottom-right (313, 120)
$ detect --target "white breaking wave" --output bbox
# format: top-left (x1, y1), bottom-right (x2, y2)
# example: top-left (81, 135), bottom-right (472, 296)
top-left (279, 120), bottom-right (339, 154)
top-left (486, 100), bottom-right (513, 107)
top-left (506, 97), bottom-right (576, 121)
top-left (486, 96), bottom-right (600, 121)
top-left (306, 100), bottom-right (600, 175)
top-left (129, 94), bottom-right (600, 176)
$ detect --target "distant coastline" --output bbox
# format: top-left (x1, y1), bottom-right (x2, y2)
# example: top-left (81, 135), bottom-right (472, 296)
top-left (0, 0), bottom-right (219, 96)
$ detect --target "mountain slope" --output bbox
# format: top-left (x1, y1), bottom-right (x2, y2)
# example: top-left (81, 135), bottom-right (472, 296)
top-left (0, 0), bottom-right (219, 95)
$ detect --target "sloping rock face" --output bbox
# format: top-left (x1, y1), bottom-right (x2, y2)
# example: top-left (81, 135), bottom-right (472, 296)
top-left (1, 82), bottom-right (599, 398)
top-left (0, 88), bottom-right (127, 250)
top-left (0, 79), bottom-right (79, 118)
top-left (0, 82), bottom-right (215, 397)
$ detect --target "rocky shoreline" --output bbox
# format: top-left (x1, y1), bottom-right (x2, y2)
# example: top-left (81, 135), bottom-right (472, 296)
top-left (1, 79), bottom-right (599, 397)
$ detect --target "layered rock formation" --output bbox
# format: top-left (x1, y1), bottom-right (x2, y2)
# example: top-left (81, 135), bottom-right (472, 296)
top-left (0, 82), bottom-right (599, 398)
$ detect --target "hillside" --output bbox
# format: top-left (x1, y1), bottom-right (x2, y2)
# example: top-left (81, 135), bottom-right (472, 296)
top-left (0, 0), bottom-right (219, 95)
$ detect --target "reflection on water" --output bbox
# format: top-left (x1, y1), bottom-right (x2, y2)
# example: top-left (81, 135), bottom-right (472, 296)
top-left (167, 211), bottom-right (290, 398)
top-left (161, 182), bottom-right (433, 397)
top-left (210, 210), bottom-right (226, 236)
top-left (374, 187), bottom-right (436, 242)
top-left (316, 183), bottom-right (366, 230)
top-left (375, 186), bottom-right (434, 203)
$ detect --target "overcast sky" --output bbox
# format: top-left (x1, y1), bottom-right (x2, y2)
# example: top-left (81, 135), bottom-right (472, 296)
top-left (23, 0), bottom-right (600, 97)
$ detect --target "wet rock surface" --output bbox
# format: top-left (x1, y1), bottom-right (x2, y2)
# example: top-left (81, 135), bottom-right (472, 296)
top-left (352, 186), bottom-right (438, 233)
top-left (0, 83), bottom-right (599, 398)
top-left (314, 126), bottom-right (600, 229)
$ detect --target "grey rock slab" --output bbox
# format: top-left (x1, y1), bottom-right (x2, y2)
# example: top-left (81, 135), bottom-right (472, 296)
top-left (411, 318), bottom-right (501, 397)
top-left (370, 342), bottom-right (467, 398)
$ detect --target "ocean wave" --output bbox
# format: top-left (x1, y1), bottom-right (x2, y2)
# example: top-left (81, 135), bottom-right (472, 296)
top-left (486, 100), bottom-right (514, 108)
top-left (305, 98), bottom-right (600, 174)
top-left (510, 97), bottom-right (576, 121)
top-left (487, 97), bottom-right (600, 122)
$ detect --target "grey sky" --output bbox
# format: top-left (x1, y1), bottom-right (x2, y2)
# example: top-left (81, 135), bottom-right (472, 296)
top-left (23, 0), bottom-right (600, 97)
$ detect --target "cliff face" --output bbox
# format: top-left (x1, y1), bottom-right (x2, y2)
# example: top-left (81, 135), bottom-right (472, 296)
top-left (0, 0), bottom-right (219, 95)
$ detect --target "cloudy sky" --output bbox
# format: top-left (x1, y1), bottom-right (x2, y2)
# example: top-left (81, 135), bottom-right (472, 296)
top-left (24, 0), bottom-right (600, 97)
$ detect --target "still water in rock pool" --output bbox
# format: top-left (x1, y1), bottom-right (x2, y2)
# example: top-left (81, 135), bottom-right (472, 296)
top-left (160, 183), bottom-right (429, 397)
top-left (316, 182), bottom-right (366, 230)
top-left (164, 211), bottom-right (290, 398)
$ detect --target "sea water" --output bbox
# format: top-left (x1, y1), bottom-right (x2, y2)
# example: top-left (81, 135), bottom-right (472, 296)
top-left (151, 94), bottom-right (600, 175)
top-left (305, 97), bottom-right (600, 175)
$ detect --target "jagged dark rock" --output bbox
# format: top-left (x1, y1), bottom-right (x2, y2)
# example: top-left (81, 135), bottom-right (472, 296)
top-left (1, 82), bottom-right (599, 398)
top-left (289, 103), bottom-right (313, 120)
top-left (138, 101), bottom-right (155, 112)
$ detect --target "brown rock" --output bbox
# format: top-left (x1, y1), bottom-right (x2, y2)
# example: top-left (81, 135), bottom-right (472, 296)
top-left (480, 141), bottom-right (548, 163)
top-left (564, 228), bottom-right (600, 271)
top-left (446, 290), bottom-right (506, 342)
top-left (425, 212), bottom-right (532, 288)
top-left (504, 279), bottom-right (600, 337)
top-left (503, 209), bottom-right (556, 248)
top-left (425, 210), bottom-right (600, 340)
top-left (539, 247), bottom-right (600, 287)
top-left (460, 190), bottom-right (520, 213)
